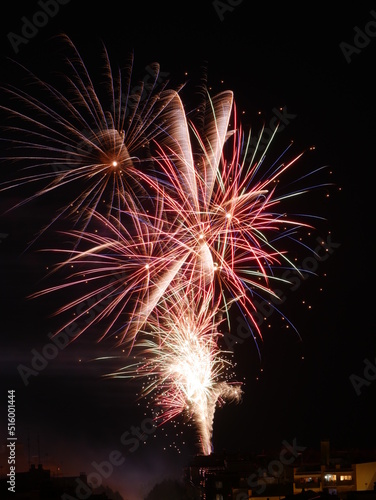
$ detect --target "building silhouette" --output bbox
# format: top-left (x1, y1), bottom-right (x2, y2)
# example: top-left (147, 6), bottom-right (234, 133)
top-left (185, 441), bottom-right (376, 500)
top-left (0, 462), bottom-right (120, 499)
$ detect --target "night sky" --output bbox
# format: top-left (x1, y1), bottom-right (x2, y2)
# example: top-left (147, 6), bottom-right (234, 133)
top-left (1, 2), bottom-right (376, 499)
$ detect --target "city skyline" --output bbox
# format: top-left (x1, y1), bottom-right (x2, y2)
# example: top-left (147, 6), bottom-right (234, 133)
top-left (1, 2), bottom-right (376, 499)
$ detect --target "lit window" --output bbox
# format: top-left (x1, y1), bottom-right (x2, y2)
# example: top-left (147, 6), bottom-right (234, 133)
top-left (324, 474), bottom-right (337, 482)
top-left (340, 475), bottom-right (352, 481)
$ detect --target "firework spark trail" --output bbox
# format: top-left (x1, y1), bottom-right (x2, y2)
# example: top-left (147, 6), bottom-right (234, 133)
top-left (106, 284), bottom-right (242, 456)
top-left (134, 90), bottom-right (318, 340)
top-left (0, 35), bottom-right (178, 244)
top-left (1, 38), bottom-right (330, 455)
top-left (29, 84), bottom-right (322, 455)
top-left (30, 196), bottom-right (189, 347)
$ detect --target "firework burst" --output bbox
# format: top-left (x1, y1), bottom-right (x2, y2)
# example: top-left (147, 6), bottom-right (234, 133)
top-left (106, 284), bottom-right (242, 456)
top-left (134, 89), bottom-right (322, 341)
top-left (0, 35), bottom-right (177, 243)
top-left (2, 38), bottom-right (330, 455)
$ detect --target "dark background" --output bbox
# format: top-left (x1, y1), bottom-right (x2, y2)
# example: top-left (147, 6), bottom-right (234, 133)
top-left (1, 2), bottom-right (375, 499)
